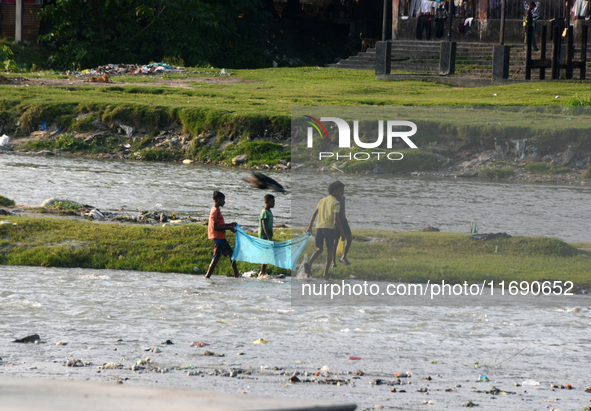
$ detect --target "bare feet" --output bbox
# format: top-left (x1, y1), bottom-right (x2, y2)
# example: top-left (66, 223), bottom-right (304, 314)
top-left (339, 258), bottom-right (351, 265)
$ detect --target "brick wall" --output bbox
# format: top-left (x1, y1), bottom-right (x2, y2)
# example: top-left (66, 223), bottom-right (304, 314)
top-left (1, 4), bottom-right (43, 40)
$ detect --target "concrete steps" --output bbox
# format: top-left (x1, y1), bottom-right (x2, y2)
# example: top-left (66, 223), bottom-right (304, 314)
top-left (329, 40), bottom-right (590, 79)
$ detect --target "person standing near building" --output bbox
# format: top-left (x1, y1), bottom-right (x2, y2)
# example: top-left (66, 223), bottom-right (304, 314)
top-left (434, 0), bottom-right (449, 38)
top-left (524, 1), bottom-right (539, 51)
top-left (572, 0), bottom-right (589, 20)
top-left (416, 0), bottom-right (435, 40)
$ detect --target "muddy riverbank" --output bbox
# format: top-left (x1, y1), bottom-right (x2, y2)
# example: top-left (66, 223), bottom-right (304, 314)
top-left (2, 140), bottom-right (590, 186)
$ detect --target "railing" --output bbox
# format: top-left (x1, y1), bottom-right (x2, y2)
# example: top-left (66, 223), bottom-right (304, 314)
top-left (487, 0), bottom-right (568, 20)
top-left (396, 0), bottom-right (570, 20)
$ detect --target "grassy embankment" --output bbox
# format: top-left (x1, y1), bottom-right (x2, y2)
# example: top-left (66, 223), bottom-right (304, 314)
top-left (1, 68), bottom-right (590, 174)
top-left (1, 216), bottom-right (589, 288)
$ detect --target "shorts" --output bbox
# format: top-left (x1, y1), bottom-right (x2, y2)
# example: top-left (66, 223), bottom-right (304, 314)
top-left (315, 228), bottom-right (335, 250)
top-left (335, 219), bottom-right (352, 240)
top-left (212, 239), bottom-right (233, 259)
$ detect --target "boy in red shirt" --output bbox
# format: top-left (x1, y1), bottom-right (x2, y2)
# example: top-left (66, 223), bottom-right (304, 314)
top-left (205, 190), bottom-right (239, 279)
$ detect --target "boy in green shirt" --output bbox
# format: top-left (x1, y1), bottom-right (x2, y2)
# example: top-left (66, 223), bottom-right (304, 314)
top-left (258, 194), bottom-right (275, 276)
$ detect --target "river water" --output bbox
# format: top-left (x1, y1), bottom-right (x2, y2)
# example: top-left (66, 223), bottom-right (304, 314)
top-left (1, 153), bottom-right (591, 410)
top-left (0, 266), bottom-right (590, 410)
top-left (1, 153), bottom-right (590, 243)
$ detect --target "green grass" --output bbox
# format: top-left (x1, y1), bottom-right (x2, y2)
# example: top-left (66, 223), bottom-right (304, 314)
top-left (139, 148), bottom-right (179, 162)
top-left (298, 229), bottom-right (591, 288)
top-left (22, 133), bottom-right (121, 155)
top-left (524, 162), bottom-right (572, 174)
top-left (1, 68), bottom-right (589, 154)
top-left (565, 94), bottom-right (591, 106)
top-left (0, 195), bottom-right (16, 207)
top-left (548, 166), bottom-right (571, 174)
top-left (524, 162), bottom-right (551, 173)
top-left (478, 168), bottom-right (515, 179)
top-left (2, 67), bottom-right (591, 172)
top-left (187, 140), bottom-right (290, 166)
top-left (0, 216), bottom-right (291, 276)
top-left (45, 201), bottom-right (81, 211)
top-left (2, 68), bottom-right (591, 126)
top-left (0, 38), bottom-right (51, 72)
top-left (1, 217), bottom-right (589, 288)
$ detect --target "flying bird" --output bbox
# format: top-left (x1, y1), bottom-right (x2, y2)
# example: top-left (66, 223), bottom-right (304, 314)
top-left (242, 172), bottom-right (286, 193)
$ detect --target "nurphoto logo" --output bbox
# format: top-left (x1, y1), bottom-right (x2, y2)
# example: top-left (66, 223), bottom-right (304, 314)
top-left (303, 115), bottom-right (419, 161)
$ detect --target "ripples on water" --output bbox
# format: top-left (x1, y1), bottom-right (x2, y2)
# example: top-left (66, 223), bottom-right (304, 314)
top-left (0, 154), bottom-right (291, 229)
top-left (1, 266), bottom-right (590, 410)
top-left (1, 153), bottom-right (589, 242)
top-left (1, 153), bottom-right (591, 408)
top-left (291, 171), bottom-right (591, 243)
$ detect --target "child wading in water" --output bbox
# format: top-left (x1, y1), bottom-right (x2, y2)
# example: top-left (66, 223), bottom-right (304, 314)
top-left (258, 194), bottom-right (275, 277)
top-left (332, 187), bottom-right (352, 267)
top-left (306, 181), bottom-right (344, 279)
top-left (205, 190), bottom-right (239, 279)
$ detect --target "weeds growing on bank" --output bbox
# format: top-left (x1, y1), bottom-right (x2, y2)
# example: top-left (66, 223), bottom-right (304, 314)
top-left (478, 168), bottom-right (515, 179)
top-left (1, 217), bottom-right (589, 288)
top-left (297, 229), bottom-right (591, 287)
top-left (524, 162), bottom-right (571, 174)
top-left (1, 67), bottom-right (590, 173)
top-left (20, 132), bottom-right (289, 165)
top-left (0, 195), bottom-right (15, 207)
top-left (2, 68), bottom-right (591, 133)
top-left (0, 216), bottom-right (290, 276)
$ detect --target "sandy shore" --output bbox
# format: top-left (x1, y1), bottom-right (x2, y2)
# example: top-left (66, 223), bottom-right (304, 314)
top-left (0, 375), bottom-right (356, 411)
